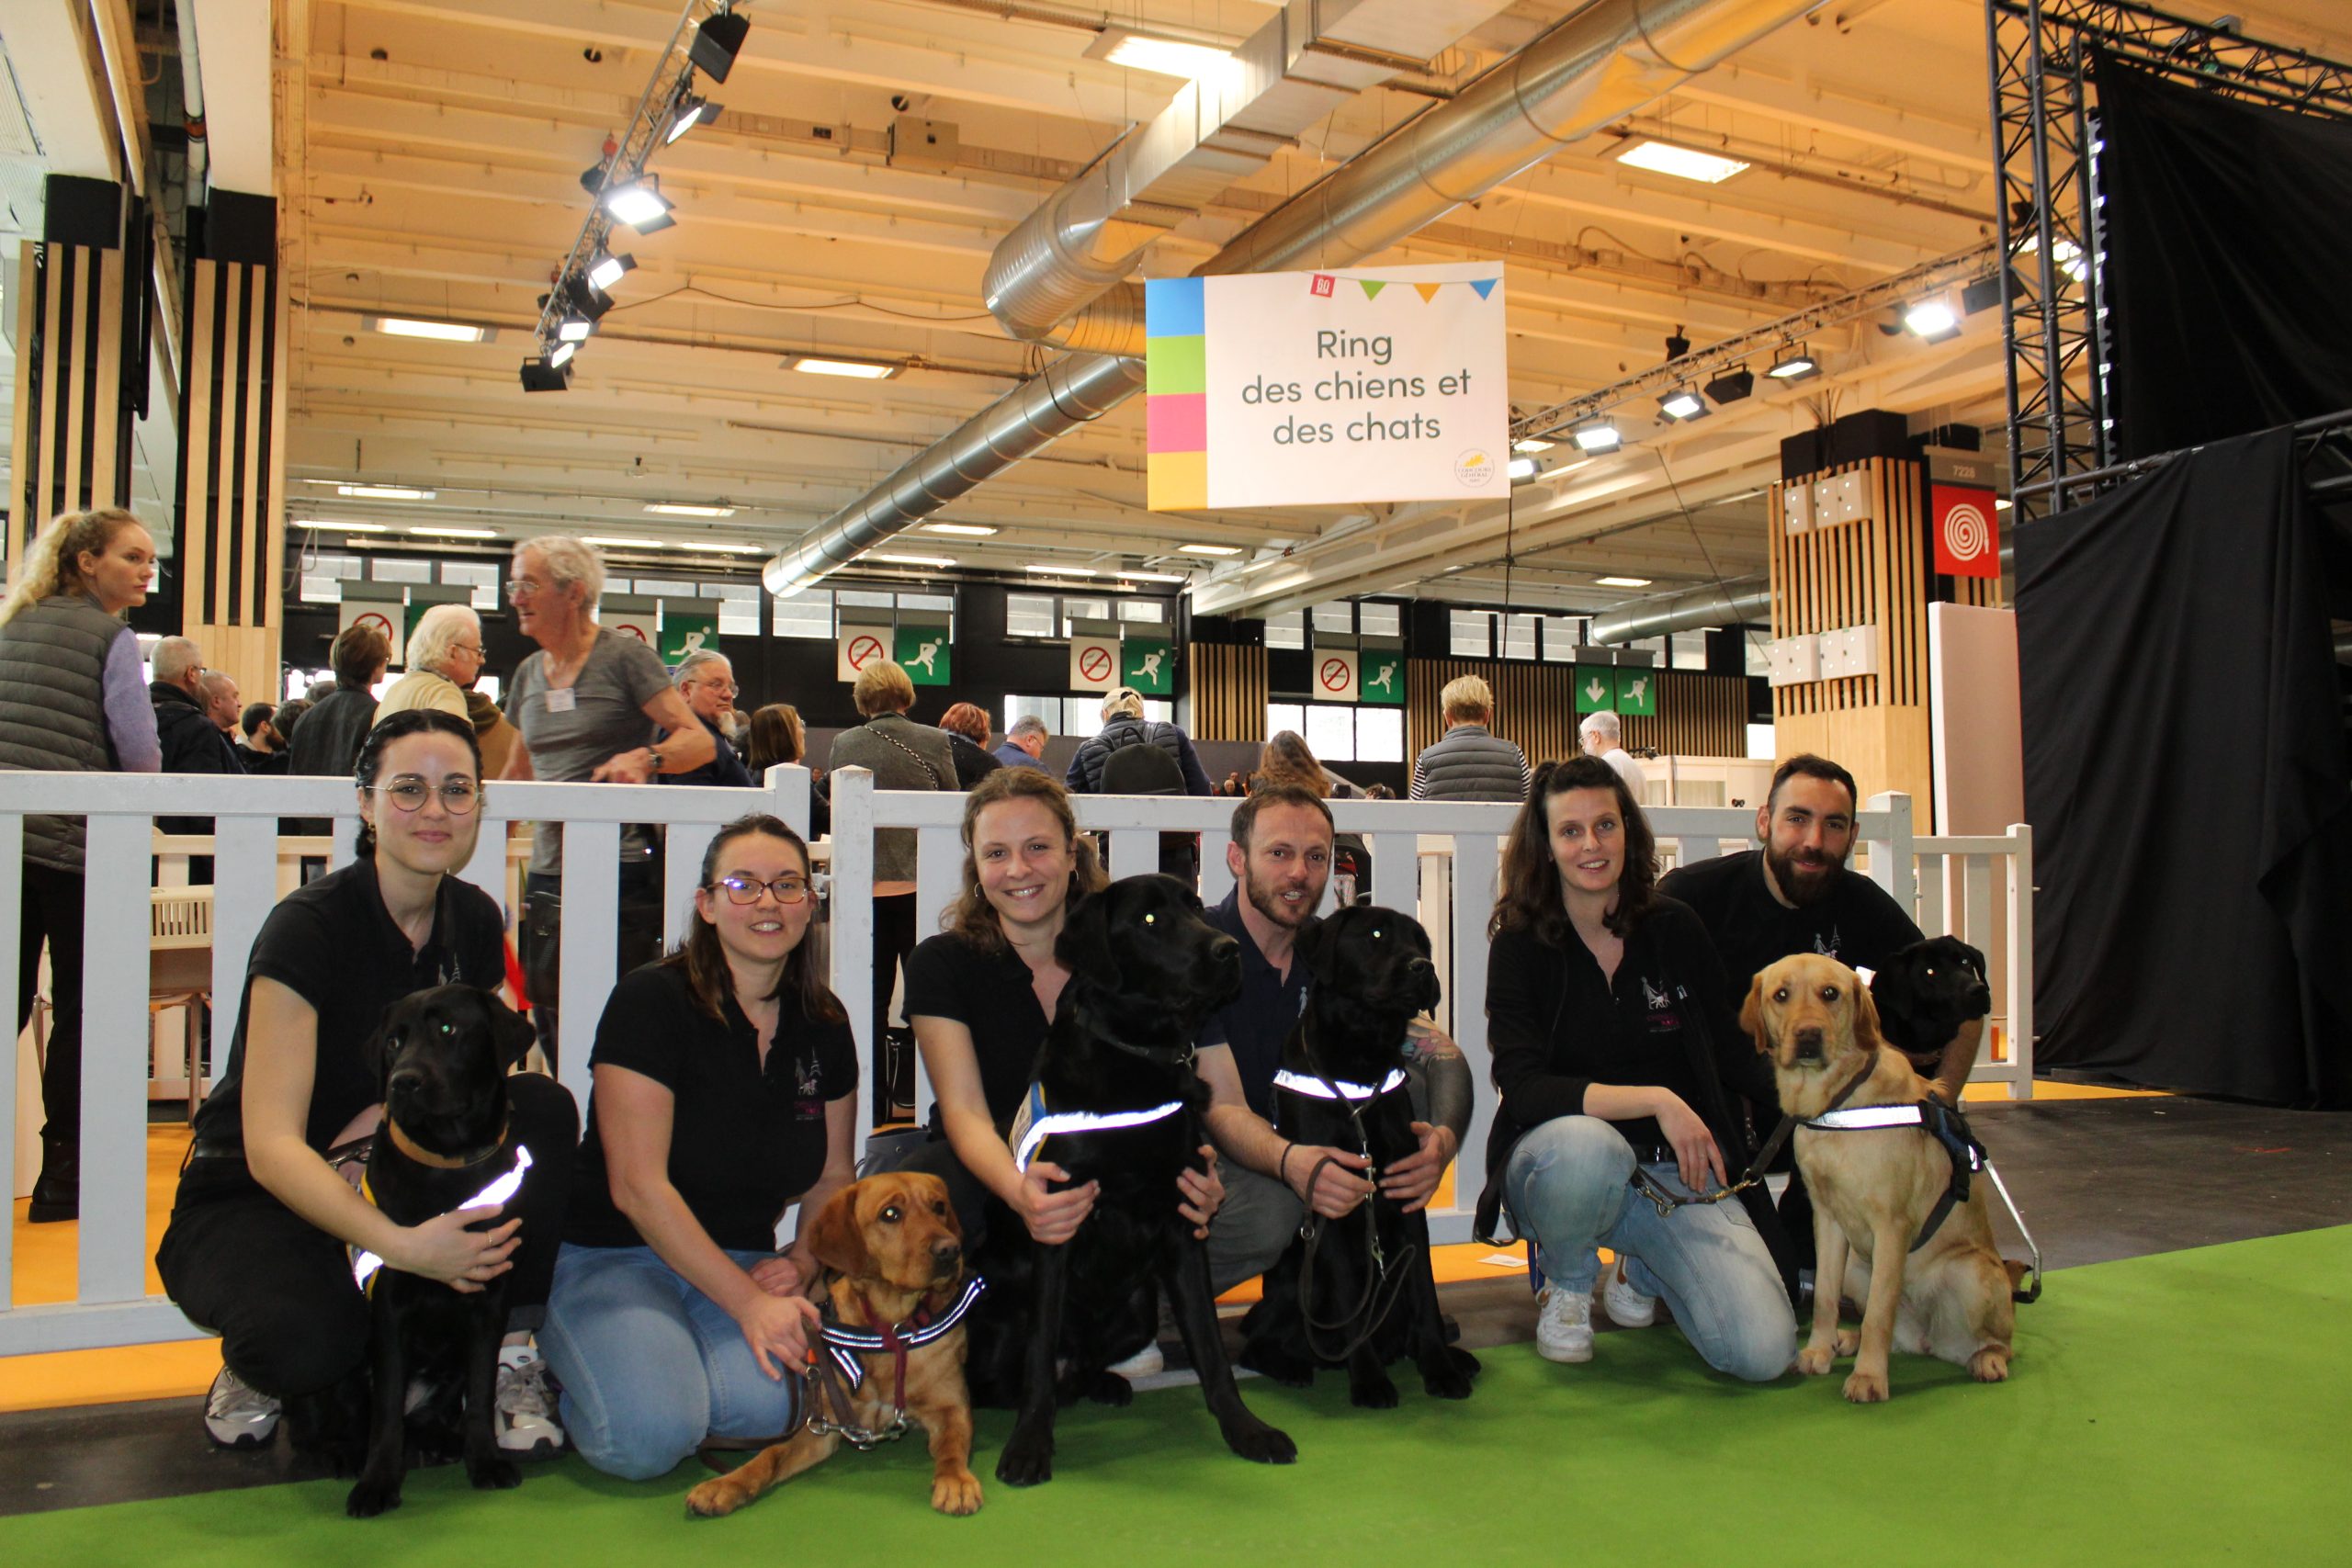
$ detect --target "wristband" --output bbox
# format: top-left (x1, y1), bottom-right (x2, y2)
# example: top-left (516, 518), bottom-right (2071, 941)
top-left (1278, 1142), bottom-right (1296, 1189)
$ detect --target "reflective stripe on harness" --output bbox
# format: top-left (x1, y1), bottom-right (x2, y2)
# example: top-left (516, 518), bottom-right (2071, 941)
top-left (1803, 1100), bottom-right (1986, 1253)
top-left (1271, 1066), bottom-right (1408, 1103)
top-left (1011, 1082), bottom-right (1185, 1173)
top-left (351, 1145), bottom-right (534, 1294)
top-left (820, 1276), bottom-right (987, 1390)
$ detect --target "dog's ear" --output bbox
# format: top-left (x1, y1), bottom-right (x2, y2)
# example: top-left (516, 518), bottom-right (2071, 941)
top-left (487, 991), bottom-right (537, 1070)
top-left (1055, 886), bottom-right (1121, 990)
top-left (1739, 973), bottom-right (1771, 1055)
top-left (1291, 911), bottom-right (1335, 982)
top-left (1955, 939), bottom-right (1988, 980)
top-left (804, 1184), bottom-right (869, 1279)
top-left (364, 1009), bottom-right (401, 1091)
top-left (1852, 976), bottom-right (1886, 1055)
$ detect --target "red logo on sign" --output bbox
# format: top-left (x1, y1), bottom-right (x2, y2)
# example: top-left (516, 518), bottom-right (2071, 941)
top-left (1932, 484), bottom-right (2000, 578)
top-left (1079, 646), bottom-right (1114, 682)
top-left (616, 623), bottom-right (649, 642)
top-left (355, 612), bottom-right (395, 641)
top-left (1319, 657), bottom-right (1351, 693)
top-left (1310, 274), bottom-right (1335, 298)
top-left (846, 634), bottom-right (885, 669)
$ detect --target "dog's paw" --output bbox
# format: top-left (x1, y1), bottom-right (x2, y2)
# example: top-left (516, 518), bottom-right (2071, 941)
top-left (1794, 1344), bottom-right (1838, 1377)
top-left (1086, 1371), bottom-right (1134, 1407)
top-left (684, 1478), bottom-right (753, 1518)
top-left (1225, 1421), bottom-right (1297, 1466)
top-left (932, 1468), bottom-right (984, 1516)
top-left (1421, 1363), bottom-right (1475, 1401)
top-left (995, 1438), bottom-right (1054, 1488)
top-left (1841, 1368), bottom-right (1890, 1404)
top-left (1836, 1327), bottom-right (1860, 1357)
top-left (1968, 1347), bottom-right (2011, 1383)
top-left (1446, 1346), bottom-right (1482, 1380)
top-left (1349, 1371), bottom-right (1399, 1410)
top-left (1238, 1350), bottom-right (1315, 1388)
top-left (467, 1455), bottom-right (522, 1492)
top-left (344, 1478), bottom-right (402, 1518)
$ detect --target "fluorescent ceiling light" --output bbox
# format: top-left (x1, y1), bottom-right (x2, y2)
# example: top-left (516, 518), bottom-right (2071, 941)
top-left (1027, 563), bottom-right (1097, 576)
top-left (645, 502), bottom-right (737, 517)
top-left (548, 340), bottom-right (578, 368)
top-left (1594, 576), bottom-right (1653, 588)
top-left (1119, 570), bottom-right (1190, 583)
top-left (1512, 437), bottom-right (1555, 454)
top-left (580, 536), bottom-right (667, 549)
top-left (692, 543), bottom-right (767, 555)
top-left (1615, 141), bottom-right (1749, 185)
top-left (1904, 299), bottom-right (1961, 341)
top-left (602, 176), bottom-right (675, 232)
top-left (1659, 389), bottom-right (1708, 422)
top-left (296, 519), bottom-right (390, 533)
top-left (408, 525), bottom-right (500, 539)
top-left (365, 315), bottom-right (492, 344)
top-left (1178, 543), bottom-right (1242, 557)
top-left (923, 522), bottom-right (998, 536)
top-left (1767, 347), bottom-right (1819, 381)
top-left (1571, 421), bottom-right (1622, 453)
top-left (338, 484), bottom-right (435, 501)
top-left (1507, 457), bottom-right (1539, 481)
top-left (586, 251), bottom-right (636, 292)
top-left (787, 355), bottom-right (902, 379)
top-left (1094, 30), bottom-right (1234, 81)
top-left (871, 552), bottom-right (956, 568)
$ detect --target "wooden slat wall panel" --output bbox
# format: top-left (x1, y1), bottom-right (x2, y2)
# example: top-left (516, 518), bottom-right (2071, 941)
top-left (6, 241), bottom-right (131, 564)
top-left (180, 258), bottom-right (287, 705)
top-left (1185, 643), bottom-right (1270, 740)
top-left (1405, 659), bottom-right (1746, 768)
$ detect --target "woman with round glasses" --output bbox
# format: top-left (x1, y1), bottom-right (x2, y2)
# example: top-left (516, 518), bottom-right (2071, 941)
top-left (542, 813), bottom-right (857, 1480)
top-left (157, 709), bottom-right (581, 1458)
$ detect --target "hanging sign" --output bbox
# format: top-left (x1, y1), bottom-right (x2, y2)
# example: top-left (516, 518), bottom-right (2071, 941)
top-left (661, 614), bottom-right (718, 668)
top-left (896, 624), bottom-right (951, 686)
top-left (1313, 648), bottom-right (1360, 704)
top-left (1613, 667), bottom-right (1657, 716)
top-left (1358, 650), bottom-right (1405, 705)
top-left (605, 610), bottom-right (657, 649)
top-left (1069, 632), bottom-right (1120, 694)
top-left (1573, 667), bottom-right (1616, 714)
top-left (838, 623), bottom-right (892, 682)
top-left (340, 599), bottom-right (405, 666)
top-left (1145, 262), bottom-right (1509, 510)
top-left (1931, 483), bottom-right (2002, 577)
top-left (1122, 637), bottom-right (1172, 696)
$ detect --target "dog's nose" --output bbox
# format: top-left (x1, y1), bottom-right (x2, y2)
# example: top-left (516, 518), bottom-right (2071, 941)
top-left (930, 1238), bottom-right (962, 1273)
top-left (1793, 1026), bottom-right (1824, 1058)
top-left (387, 1067), bottom-right (425, 1096)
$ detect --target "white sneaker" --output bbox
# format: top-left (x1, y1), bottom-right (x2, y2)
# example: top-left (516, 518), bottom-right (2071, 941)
top-left (494, 1345), bottom-right (566, 1457)
top-left (1599, 1257), bottom-right (1657, 1328)
top-left (1106, 1340), bottom-right (1165, 1379)
top-left (203, 1365), bottom-right (280, 1449)
top-left (1534, 1285), bottom-right (1594, 1364)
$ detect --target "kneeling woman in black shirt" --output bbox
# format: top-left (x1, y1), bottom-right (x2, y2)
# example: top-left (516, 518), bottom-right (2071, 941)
top-left (157, 709), bottom-right (579, 1454)
top-left (901, 768), bottom-right (1222, 1247)
top-left (541, 814), bottom-right (856, 1481)
top-left (1479, 756), bottom-right (1795, 1381)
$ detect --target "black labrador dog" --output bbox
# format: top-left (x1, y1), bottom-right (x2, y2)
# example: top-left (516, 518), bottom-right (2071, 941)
top-left (1240, 906), bottom-right (1479, 1407)
top-left (967, 874), bottom-right (1297, 1485)
top-left (345, 985), bottom-right (539, 1518)
top-left (1869, 937), bottom-right (1993, 1098)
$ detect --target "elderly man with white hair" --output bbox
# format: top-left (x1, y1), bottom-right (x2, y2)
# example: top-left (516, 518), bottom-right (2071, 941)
top-left (1577, 707), bottom-right (1649, 800)
top-left (378, 603), bottom-right (488, 720)
top-left (149, 637), bottom-right (242, 776)
top-left (659, 648), bottom-right (752, 786)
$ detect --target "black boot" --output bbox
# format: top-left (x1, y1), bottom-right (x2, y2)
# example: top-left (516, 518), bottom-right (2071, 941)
top-left (28, 1135), bottom-right (78, 1223)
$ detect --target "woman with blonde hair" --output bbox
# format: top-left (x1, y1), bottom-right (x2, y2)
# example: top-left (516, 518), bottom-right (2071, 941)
top-left (0, 507), bottom-right (164, 1219)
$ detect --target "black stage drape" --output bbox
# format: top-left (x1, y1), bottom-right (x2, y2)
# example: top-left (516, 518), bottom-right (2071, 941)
top-left (2018, 427), bottom-right (2352, 1105)
top-left (2095, 53), bottom-right (2352, 460)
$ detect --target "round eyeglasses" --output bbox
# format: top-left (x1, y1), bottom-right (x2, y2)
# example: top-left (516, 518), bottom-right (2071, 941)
top-left (710, 874), bottom-right (811, 905)
top-left (365, 781), bottom-right (481, 814)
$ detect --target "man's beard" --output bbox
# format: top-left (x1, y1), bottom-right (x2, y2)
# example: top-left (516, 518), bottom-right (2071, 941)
top-left (1766, 842), bottom-right (1845, 907)
top-left (1244, 866), bottom-right (1318, 930)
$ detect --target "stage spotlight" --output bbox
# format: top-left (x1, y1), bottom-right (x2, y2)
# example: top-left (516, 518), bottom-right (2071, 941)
top-left (1664, 327), bottom-right (1691, 361)
top-left (1659, 388), bottom-right (1708, 422)
top-left (689, 9), bottom-right (752, 83)
top-left (1903, 298), bottom-right (1961, 341)
top-left (548, 340), bottom-right (578, 369)
top-left (519, 356), bottom-right (571, 392)
top-left (563, 276), bottom-right (615, 321)
top-left (1766, 344), bottom-right (1819, 382)
top-left (587, 251), bottom-right (637, 291)
top-left (602, 175), bottom-right (676, 233)
top-left (558, 314), bottom-right (594, 344)
top-left (1705, 368), bottom-right (1755, 403)
top-left (1572, 420), bottom-right (1622, 452)
top-left (664, 95), bottom-right (724, 144)
top-left (580, 163), bottom-right (609, 197)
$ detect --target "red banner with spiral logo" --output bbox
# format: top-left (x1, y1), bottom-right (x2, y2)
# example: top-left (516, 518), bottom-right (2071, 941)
top-left (1931, 483), bottom-right (2001, 577)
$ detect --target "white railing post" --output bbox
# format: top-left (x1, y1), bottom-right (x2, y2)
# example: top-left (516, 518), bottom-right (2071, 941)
top-left (829, 768), bottom-right (876, 1160)
top-left (765, 762), bottom-right (812, 841)
top-left (1442, 829), bottom-right (1501, 1247)
top-left (556, 818), bottom-right (622, 1112)
top-left (2007, 821), bottom-right (2035, 1100)
top-left (80, 812), bottom-right (152, 1303)
top-left (0, 812), bottom-right (19, 1307)
top-left (211, 815), bottom-right (278, 1083)
top-left (1863, 791), bottom-right (1916, 910)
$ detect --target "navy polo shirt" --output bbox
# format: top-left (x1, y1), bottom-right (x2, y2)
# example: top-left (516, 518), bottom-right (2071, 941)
top-left (1196, 888), bottom-right (1310, 1120)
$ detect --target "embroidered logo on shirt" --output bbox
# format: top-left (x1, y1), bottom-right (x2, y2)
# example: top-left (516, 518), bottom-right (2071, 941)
top-left (1814, 925), bottom-right (1845, 959)
top-left (1642, 978), bottom-right (1670, 1010)
top-left (1642, 978), bottom-right (1684, 1032)
top-left (794, 1055), bottom-right (823, 1120)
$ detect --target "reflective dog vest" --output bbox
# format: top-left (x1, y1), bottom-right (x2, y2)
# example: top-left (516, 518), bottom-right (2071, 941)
top-left (351, 1145), bottom-right (534, 1294)
top-left (1271, 1066), bottom-right (1408, 1103)
top-left (820, 1276), bottom-right (988, 1389)
top-left (1010, 1082), bottom-right (1184, 1173)
top-left (1802, 1099), bottom-right (1986, 1250)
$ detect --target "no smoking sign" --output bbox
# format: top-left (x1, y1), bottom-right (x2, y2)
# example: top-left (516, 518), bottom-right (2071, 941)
top-left (1315, 648), bottom-right (1359, 702)
top-left (1069, 635), bottom-right (1121, 694)
top-left (837, 623), bottom-right (894, 683)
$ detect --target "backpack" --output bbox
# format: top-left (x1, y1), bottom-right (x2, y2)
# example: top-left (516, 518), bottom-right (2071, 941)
top-left (1098, 728), bottom-right (1185, 795)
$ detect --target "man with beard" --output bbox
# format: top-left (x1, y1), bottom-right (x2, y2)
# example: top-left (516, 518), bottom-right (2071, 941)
top-left (1659, 753), bottom-right (1925, 1279)
top-left (1194, 783), bottom-right (1474, 1297)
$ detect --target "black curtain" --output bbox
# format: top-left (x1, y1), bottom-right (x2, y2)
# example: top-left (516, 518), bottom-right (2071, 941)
top-left (2017, 427), bottom-right (2352, 1106)
top-left (2096, 53), bottom-right (2352, 460)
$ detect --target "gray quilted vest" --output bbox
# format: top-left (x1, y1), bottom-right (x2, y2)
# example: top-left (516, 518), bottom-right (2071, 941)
top-left (1413, 724), bottom-right (1528, 803)
top-left (0, 592), bottom-right (132, 870)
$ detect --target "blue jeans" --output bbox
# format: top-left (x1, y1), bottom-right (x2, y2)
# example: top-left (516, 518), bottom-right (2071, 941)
top-left (1504, 1115), bottom-right (1795, 1382)
top-left (542, 1243), bottom-right (802, 1481)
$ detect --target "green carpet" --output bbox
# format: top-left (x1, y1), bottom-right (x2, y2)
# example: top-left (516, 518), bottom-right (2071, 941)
top-left (16, 1226), bottom-right (2351, 1567)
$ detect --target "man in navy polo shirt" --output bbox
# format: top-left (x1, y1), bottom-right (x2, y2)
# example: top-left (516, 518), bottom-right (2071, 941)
top-left (1195, 783), bottom-right (1473, 1294)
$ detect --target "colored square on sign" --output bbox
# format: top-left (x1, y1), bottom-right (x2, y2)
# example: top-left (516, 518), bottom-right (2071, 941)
top-left (1123, 637), bottom-right (1172, 695)
top-left (1311, 274), bottom-right (1335, 298)
top-left (1613, 667), bottom-right (1657, 716)
top-left (1146, 276), bottom-right (1204, 338)
top-left (1149, 451), bottom-right (1207, 512)
top-left (1148, 393), bottom-right (1207, 452)
top-left (1148, 334), bottom-right (1205, 395)
top-left (896, 624), bottom-right (951, 685)
top-left (1573, 668), bottom-right (1615, 713)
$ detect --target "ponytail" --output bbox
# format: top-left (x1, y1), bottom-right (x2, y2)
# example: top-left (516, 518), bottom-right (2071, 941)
top-left (0, 508), bottom-right (141, 629)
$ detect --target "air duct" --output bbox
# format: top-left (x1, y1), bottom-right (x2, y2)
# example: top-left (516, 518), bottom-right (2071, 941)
top-left (769, 0), bottom-right (1827, 594)
top-left (1588, 578), bottom-right (1771, 643)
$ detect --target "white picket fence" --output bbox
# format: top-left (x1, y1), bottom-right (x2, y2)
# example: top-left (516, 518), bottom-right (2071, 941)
top-left (0, 767), bottom-right (2030, 1356)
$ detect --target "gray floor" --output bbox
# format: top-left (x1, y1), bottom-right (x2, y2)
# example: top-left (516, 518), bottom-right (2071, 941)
top-left (4, 1095), bottom-right (2347, 1517)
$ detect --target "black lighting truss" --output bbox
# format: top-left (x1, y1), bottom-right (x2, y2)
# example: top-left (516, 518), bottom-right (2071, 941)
top-left (1987, 0), bottom-right (2352, 520)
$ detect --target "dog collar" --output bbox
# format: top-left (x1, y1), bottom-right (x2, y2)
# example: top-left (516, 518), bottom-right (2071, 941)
top-left (818, 1276), bottom-right (987, 1390)
top-left (1012, 1083), bottom-right (1186, 1173)
top-left (385, 1112), bottom-right (511, 1171)
top-left (1272, 1066), bottom-right (1408, 1103)
top-left (350, 1145), bottom-right (533, 1294)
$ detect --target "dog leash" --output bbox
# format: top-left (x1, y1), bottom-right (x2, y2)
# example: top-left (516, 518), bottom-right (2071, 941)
top-left (1288, 1032), bottom-right (1419, 1365)
top-left (1626, 1043), bottom-right (1878, 1223)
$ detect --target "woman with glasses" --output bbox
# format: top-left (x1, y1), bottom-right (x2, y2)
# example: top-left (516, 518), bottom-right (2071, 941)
top-left (662, 649), bottom-right (752, 787)
top-left (156, 710), bottom-right (581, 1459)
top-left (379, 603), bottom-right (489, 721)
top-left (541, 814), bottom-right (856, 1480)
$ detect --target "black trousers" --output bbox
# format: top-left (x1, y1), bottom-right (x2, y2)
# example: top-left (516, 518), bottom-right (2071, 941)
top-left (519, 860), bottom-right (664, 1075)
top-left (17, 862), bottom-right (85, 1141)
top-left (154, 1073), bottom-right (578, 1400)
top-left (870, 892), bottom-right (919, 1119)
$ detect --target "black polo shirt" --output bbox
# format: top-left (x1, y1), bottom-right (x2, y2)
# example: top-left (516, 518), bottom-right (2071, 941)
top-left (904, 930), bottom-right (1047, 1133)
top-left (566, 963), bottom-right (857, 1253)
top-left (1659, 850), bottom-right (1925, 1014)
top-left (192, 856), bottom-right (507, 1154)
top-left (1196, 889), bottom-right (1310, 1121)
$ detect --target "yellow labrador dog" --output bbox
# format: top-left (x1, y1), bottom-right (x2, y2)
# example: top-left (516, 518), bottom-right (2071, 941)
top-left (1744, 953), bottom-right (2013, 1403)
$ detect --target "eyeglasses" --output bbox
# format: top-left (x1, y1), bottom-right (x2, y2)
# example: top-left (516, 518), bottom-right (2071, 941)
top-left (504, 578), bottom-right (544, 600)
top-left (450, 643), bottom-right (485, 659)
top-left (695, 679), bottom-right (739, 696)
top-left (710, 874), bottom-right (811, 905)
top-left (365, 781), bottom-right (482, 814)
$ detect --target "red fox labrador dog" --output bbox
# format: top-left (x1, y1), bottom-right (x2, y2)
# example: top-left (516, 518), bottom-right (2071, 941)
top-left (1744, 953), bottom-right (2013, 1403)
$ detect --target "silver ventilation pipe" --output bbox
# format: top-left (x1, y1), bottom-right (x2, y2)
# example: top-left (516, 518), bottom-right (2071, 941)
top-left (767, 0), bottom-right (1827, 593)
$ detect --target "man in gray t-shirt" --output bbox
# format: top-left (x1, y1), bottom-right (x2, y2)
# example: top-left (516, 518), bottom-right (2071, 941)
top-left (507, 632), bottom-right (672, 875)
